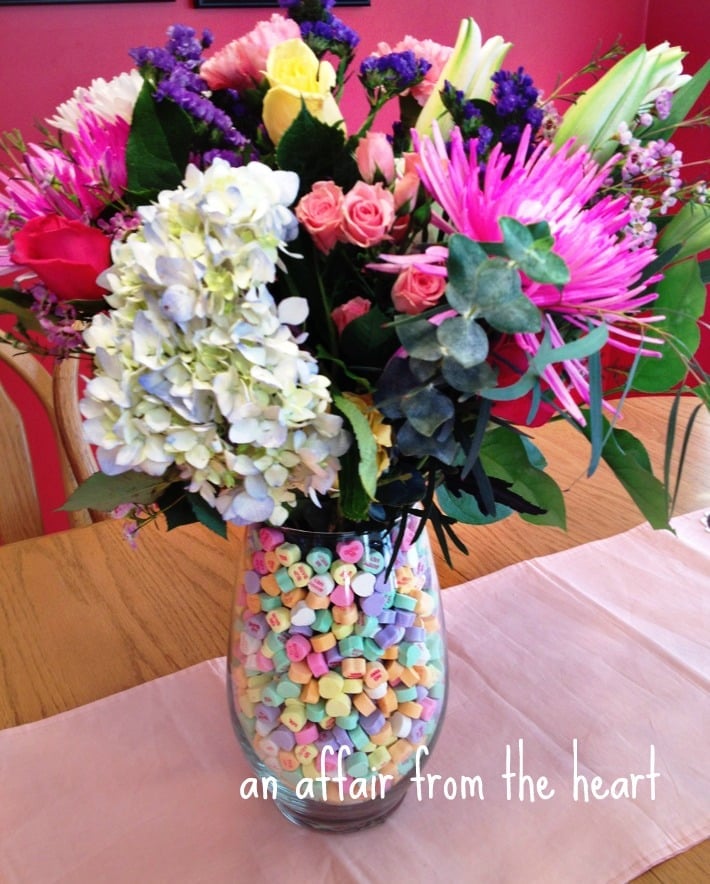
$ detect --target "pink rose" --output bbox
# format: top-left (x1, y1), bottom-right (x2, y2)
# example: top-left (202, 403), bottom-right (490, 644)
top-left (340, 182), bottom-right (395, 249)
top-left (296, 181), bottom-right (345, 254)
top-left (375, 36), bottom-right (452, 105)
top-left (391, 265), bottom-right (446, 314)
top-left (200, 15), bottom-right (301, 92)
top-left (354, 132), bottom-right (395, 184)
top-left (12, 214), bottom-right (111, 300)
top-left (331, 296), bottom-right (371, 335)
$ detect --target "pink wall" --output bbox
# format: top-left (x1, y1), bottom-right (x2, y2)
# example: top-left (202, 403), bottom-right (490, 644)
top-left (1, 0), bottom-right (648, 142)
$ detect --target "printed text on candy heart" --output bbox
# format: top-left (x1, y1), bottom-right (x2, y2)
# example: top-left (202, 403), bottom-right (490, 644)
top-left (237, 739), bottom-right (660, 803)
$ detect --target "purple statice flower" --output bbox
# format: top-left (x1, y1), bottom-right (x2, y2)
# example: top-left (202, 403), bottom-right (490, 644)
top-left (301, 15), bottom-right (360, 61)
top-left (131, 25), bottom-right (253, 162)
top-left (279, 0), bottom-right (335, 19)
top-left (360, 51), bottom-right (432, 102)
top-left (130, 24), bottom-right (212, 73)
top-left (492, 67), bottom-right (544, 138)
top-left (29, 286), bottom-right (85, 357)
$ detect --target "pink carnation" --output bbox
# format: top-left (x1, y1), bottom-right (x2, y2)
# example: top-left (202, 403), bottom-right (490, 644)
top-left (340, 181), bottom-right (395, 249)
top-left (391, 265), bottom-right (446, 314)
top-left (296, 181), bottom-right (345, 254)
top-left (331, 296), bottom-right (372, 334)
top-left (375, 36), bottom-right (452, 105)
top-left (200, 15), bottom-right (301, 92)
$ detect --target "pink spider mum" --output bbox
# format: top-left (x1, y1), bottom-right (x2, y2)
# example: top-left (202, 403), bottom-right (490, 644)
top-left (0, 111), bottom-right (128, 237)
top-left (411, 125), bottom-right (663, 423)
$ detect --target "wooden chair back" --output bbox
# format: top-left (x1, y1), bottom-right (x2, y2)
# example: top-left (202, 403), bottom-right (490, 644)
top-left (0, 346), bottom-right (96, 543)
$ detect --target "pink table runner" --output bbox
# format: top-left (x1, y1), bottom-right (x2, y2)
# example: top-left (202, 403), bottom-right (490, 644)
top-left (1, 511), bottom-right (709, 883)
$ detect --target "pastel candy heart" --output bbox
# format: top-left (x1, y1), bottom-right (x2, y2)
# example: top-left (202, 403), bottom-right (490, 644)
top-left (336, 539), bottom-right (365, 563)
top-left (290, 600), bottom-right (316, 627)
top-left (351, 571), bottom-right (376, 597)
top-left (330, 584), bottom-right (355, 607)
top-left (258, 527), bottom-right (284, 551)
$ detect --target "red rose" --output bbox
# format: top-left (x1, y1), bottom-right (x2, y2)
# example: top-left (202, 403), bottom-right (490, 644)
top-left (12, 215), bottom-right (112, 300)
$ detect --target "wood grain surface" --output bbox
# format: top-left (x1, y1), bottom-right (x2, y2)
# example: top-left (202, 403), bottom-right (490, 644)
top-left (0, 395), bottom-right (707, 881)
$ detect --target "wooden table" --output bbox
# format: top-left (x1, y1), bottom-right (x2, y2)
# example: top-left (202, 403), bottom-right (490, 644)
top-left (1, 395), bottom-right (708, 882)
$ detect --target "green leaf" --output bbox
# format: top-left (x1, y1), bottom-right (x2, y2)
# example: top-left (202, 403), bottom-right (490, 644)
top-left (441, 358), bottom-right (497, 393)
top-left (0, 289), bottom-right (43, 332)
top-left (276, 104), bottom-right (349, 196)
top-left (126, 81), bottom-right (195, 202)
top-left (632, 259), bottom-right (705, 391)
top-left (476, 259), bottom-right (542, 333)
top-left (657, 201), bottom-right (710, 263)
top-left (444, 233), bottom-right (488, 313)
top-left (533, 321), bottom-right (608, 369)
top-left (61, 470), bottom-right (170, 512)
top-left (499, 217), bottom-right (570, 286)
top-left (436, 315), bottom-right (489, 367)
top-left (480, 428), bottom-right (566, 528)
top-left (340, 305), bottom-right (397, 368)
top-left (333, 392), bottom-right (378, 498)
top-left (336, 445), bottom-right (372, 522)
top-left (187, 491), bottom-right (228, 538)
top-left (583, 424), bottom-right (671, 529)
top-left (401, 385), bottom-right (454, 435)
top-left (396, 316), bottom-right (441, 361)
top-left (436, 484), bottom-right (513, 525)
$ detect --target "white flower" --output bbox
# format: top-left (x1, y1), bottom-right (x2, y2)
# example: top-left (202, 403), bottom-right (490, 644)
top-left (81, 158), bottom-right (350, 526)
top-left (46, 70), bottom-right (143, 133)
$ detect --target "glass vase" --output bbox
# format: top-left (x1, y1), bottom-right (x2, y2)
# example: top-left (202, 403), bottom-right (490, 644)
top-left (226, 519), bottom-right (448, 832)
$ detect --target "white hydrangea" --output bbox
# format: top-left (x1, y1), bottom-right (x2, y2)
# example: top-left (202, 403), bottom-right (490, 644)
top-left (81, 158), bottom-right (351, 526)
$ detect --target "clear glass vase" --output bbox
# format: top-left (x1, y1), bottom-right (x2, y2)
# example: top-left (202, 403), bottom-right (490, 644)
top-left (226, 519), bottom-right (448, 832)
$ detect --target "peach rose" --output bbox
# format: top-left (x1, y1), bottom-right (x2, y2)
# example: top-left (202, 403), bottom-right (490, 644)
top-left (331, 296), bottom-right (371, 334)
top-left (354, 132), bottom-right (395, 184)
top-left (340, 182), bottom-right (395, 249)
top-left (393, 152), bottom-right (421, 213)
top-left (391, 265), bottom-right (447, 314)
top-left (296, 181), bottom-right (345, 254)
top-left (200, 15), bottom-right (301, 92)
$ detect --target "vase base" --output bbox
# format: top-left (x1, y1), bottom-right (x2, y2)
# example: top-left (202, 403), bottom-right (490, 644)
top-left (273, 788), bottom-right (407, 832)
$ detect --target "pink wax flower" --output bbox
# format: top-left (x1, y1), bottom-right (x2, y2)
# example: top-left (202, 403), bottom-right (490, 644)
top-left (331, 296), bottom-right (372, 335)
top-left (200, 14), bottom-right (301, 92)
top-left (391, 265), bottom-right (447, 314)
top-left (340, 181), bottom-right (395, 249)
top-left (355, 131), bottom-right (396, 184)
top-left (296, 181), bottom-right (345, 254)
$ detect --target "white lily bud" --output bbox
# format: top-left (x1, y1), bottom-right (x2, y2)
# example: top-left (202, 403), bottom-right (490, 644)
top-left (415, 17), bottom-right (511, 138)
top-left (553, 42), bottom-right (689, 163)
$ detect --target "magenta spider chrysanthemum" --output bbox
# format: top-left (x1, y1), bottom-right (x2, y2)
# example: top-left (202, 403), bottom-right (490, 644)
top-left (0, 112), bottom-right (129, 237)
top-left (413, 124), bottom-right (663, 422)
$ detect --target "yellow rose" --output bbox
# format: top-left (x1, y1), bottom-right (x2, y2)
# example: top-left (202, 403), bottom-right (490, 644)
top-left (263, 39), bottom-right (344, 145)
top-left (341, 392), bottom-right (393, 477)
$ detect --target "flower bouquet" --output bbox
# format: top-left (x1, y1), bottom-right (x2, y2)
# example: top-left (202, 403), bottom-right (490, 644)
top-left (1, 2), bottom-right (708, 555)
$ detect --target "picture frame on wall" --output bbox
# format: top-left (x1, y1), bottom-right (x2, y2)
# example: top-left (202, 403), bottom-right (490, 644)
top-left (0, 0), bottom-right (173, 5)
top-left (194, 0), bottom-right (369, 7)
